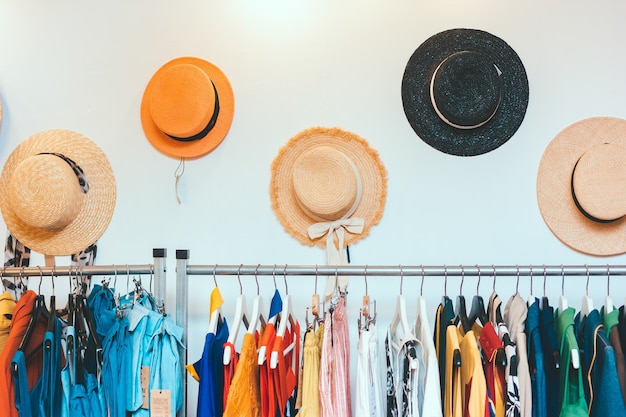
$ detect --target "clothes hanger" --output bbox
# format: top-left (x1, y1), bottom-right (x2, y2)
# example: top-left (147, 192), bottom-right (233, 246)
top-left (441, 264), bottom-right (452, 308)
top-left (18, 266), bottom-right (48, 353)
top-left (541, 265), bottom-right (550, 311)
top-left (246, 264), bottom-right (266, 335)
top-left (454, 266), bottom-right (472, 334)
top-left (469, 265), bottom-right (488, 326)
top-left (605, 265), bottom-right (614, 315)
top-left (558, 265), bottom-right (579, 369)
top-left (558, 265), bottom-right (569, 312)
top-left (527, 265), bottom-right (537, 306)
top-left (488, 265), bottom-right (504, 325)
top-left (580, 265), bottom-right (594, 318)
top-left (271, 265), bottom-right (296, 369)
top-left (358, 266), bottom-right (376, 331)
top-left (207, 265), bottom-right (224, 335)
top-left (414, 265), bottom-right (429, 335)
top-left (224, 265), bottom-right (249, 365)
top-left (389, 265), bottom-right (415, 346)
top-left (258, 265), bottom-right (281, 365)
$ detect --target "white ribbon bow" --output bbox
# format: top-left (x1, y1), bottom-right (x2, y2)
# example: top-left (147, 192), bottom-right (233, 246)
top-left (308, 217), bottom-right (364, 299)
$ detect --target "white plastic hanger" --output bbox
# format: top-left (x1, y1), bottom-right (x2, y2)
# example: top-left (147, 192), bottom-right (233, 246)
top-left (224, 266), bottom-right (249, 365)
top-left (389, 266), bottom-right (415, 349)
top-left (208, 266), bottom-right (223, 335)
top-left (258, 266), bottom-right (282, 365)
top-left (580, 265), bottom-right (594, 318)
top-left (413, 265), bottom-right (428, 336)
top-left (247, 265), bottom-right (266, 335)
top-left (271, 266), bottom-right (296, 369)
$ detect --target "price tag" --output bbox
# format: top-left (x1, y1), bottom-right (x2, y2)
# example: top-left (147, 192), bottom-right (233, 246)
top-left (150, 389), bottom-right (172, 417)
top-left (141, 366), bottom-right (150, 409)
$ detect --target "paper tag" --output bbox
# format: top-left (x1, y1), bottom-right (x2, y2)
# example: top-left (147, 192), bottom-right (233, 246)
top-left (150, 389), bottom-right (172, 417)
top-left (141, 366), bottom-right (150, 409)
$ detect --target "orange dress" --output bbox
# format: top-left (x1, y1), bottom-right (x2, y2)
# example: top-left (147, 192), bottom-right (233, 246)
top-left (0, 290), bottom-right (47, 417)
top-left (223, 332), bottom-right (261, 417)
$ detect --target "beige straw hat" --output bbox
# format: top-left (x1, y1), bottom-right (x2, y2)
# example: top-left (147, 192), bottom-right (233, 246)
top-left (0, 129), bottom-right (116, 256)
top-left (270, 127), bottom-right (387, 255)
top-left (537, 117), bottom-right (626, 256)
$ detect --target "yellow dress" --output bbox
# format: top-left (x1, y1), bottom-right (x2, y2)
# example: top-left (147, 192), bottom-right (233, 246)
top-left (0, 291), bottom-right (16, 355)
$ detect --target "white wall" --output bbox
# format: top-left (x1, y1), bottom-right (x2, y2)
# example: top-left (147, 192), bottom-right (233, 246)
top-left (1, 0), bottom-right (626, 414)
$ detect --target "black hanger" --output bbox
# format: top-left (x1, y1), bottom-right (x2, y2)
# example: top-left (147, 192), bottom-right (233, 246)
top-left (469, 268), bottom-right (488, 326)
top-left (18, 294), bottom-right (48, 352)
top-left (454, 267), bottom-right (472, 334)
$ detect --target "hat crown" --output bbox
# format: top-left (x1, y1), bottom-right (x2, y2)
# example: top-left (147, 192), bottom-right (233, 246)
top-left (149, 63), bottom-right (217, 138)
top-left (431, 50), bottom-right (501, 129)
top-left (9, 154), bottom-right (85, 231)
top-left (572, 143), bottom-right (626, 222)
top-left (292, 146), bottom-right (358, 221)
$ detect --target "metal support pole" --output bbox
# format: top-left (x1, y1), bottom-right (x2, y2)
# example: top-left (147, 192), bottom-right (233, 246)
top-left (176, 249), bottom-right (190, 417)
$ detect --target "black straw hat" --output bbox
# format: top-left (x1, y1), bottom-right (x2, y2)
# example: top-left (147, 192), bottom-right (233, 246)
top-left (401, 28), bottom-right (529, 156)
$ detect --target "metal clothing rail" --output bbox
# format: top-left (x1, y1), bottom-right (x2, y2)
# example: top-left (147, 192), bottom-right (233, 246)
top-left (1, 248), bottom-right (168, 307)
top-left (173, 248), bottom-right (626, 416)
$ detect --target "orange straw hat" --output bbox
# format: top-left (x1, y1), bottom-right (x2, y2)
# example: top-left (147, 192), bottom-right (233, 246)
top-left (537, 117), bottom-right (626, 256)
top-left (0, 129), bottom-right (116, 256)
top-left (141, 56), bottom-right (235, 159)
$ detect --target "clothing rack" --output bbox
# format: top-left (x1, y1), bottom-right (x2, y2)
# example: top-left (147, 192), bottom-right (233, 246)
top-left (1, 248), bottom-right (168, 308)
top-left (173, 248), bottom-right (626, 416)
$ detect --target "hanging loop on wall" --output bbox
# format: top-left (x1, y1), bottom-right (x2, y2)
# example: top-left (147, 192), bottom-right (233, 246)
top-left (174, 157), bottom-right (185, 205)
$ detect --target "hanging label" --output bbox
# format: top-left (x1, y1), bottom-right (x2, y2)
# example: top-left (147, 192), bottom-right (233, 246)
top-left (150, 389), bottom-right (172, 417)
top-left (141, 366), bottom-right (150, 409)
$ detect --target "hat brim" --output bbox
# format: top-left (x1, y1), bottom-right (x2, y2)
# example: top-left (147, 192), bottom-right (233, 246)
top-left (401, 28), bottom-right (529, 156)
top-left (141, 57), bottom-right (235, 159)
top-left (270, 127), bottom-right (387, 248)
top-left (537, 117), bottom-right (626, 256)
top-left (0, 129), bottom-right (116, 256)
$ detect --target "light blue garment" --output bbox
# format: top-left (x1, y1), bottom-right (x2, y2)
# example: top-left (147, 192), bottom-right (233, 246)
top-left (126, 302), bottom-right (185, 417)
top-left (101, 310), bottom-right (131, 417)
top-left (12, 349), bottom-right (43, 417)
